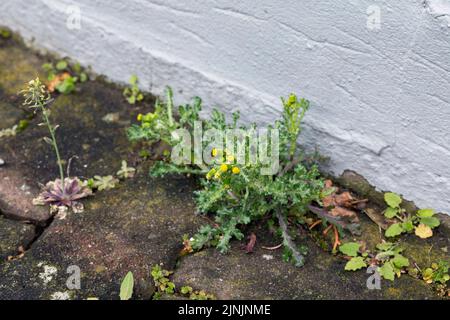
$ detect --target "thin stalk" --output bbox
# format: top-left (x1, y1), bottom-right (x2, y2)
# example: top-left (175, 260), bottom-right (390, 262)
top-left (166, 87), bottom-right (174, 127)
top-left (39, 102), bottom-right (65, 186)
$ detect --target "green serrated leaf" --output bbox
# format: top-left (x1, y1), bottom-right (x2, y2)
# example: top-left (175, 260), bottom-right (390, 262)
top-left (345, 257), bottom-right (367, 271)
top-left (385, 223), bottom-right (404, 238)
top-left (384, 207), bottom-right (398, 219)
top-left (384, 192), bottom-right (402, 208)
top-left (392, 254), bottom-right (409, 268)
top-left (379, 262), bottom-right (395, 281)
top-left (119, 271), bottom-right (134, 300)
top-left (339, 242), bottom-right (361, 257)
top-left (420, 216), bottom-right (440, 228)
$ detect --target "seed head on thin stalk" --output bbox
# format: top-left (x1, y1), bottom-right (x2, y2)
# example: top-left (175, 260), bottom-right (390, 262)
top-left (21, 78), bottom-right (92, 213)
top-left (20, 78), bottom-right (65, 186)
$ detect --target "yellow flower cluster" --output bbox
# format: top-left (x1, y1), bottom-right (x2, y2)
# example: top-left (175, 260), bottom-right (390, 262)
top-left (206, 148), bottom-right (241, 181)
top-left (206, 164), bottom-right (240, 180)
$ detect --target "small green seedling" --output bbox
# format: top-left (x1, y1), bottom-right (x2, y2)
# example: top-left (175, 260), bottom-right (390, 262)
top-left (123, 75), bottom-right (144, 105)
top-left (339, 241), bottom-right (409, 282)
top-left (375, 242), bottom-right (409, 281)
top-left (151, 265), bottom-right (175, 294)
top-left (383, 192), bottom-right (440, 239)
top-left (42, 60), bottom-right (88, 94)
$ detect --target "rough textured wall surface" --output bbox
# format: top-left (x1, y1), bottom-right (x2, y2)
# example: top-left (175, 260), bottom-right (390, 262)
top-left (1, 0), bottom-right (449, 213)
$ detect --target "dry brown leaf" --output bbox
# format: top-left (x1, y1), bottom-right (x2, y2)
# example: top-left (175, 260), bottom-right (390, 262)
top-left (330, 206), bottom-right (359, 222)
top-left (415, 224), bottom-right (433, 239)
top-left (334, 192), bottom-right (354, 207)
top-left (324, 179), bottom-right (333, 189)
top-left (364, 207), bottom-right (390, 230)
top-left (245, 233), bottom-right (257, 254)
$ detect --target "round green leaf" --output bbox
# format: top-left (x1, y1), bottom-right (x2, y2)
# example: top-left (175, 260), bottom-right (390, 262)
top-left (392, 254), bottom-right (409, 268)
top-left (384, 207), bottom-right (398, 219)
top-left (56, 60), bottom-right (68, 71)
top-left (344, 257), bottom-right (367, 271)
top-left (339, 242), bottom-right (361, 257)
top-left (417, 208), bottom-right (435, 218)
top-left (420, 216), bottom-right (440, 228)
top-left (385, 223), bottom-right (404, 238)
top-left (384, 192), bottom-right (402, 208)
top-left (379, 262), bottom-right (395, 281)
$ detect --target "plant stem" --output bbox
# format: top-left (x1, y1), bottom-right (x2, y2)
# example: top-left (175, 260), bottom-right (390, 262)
top-left (276, 208), bottom-right (305, 267)
top-left (166, 87), bottom-right (174, 127)
top-left (40, 102), bottom-right (65, 186)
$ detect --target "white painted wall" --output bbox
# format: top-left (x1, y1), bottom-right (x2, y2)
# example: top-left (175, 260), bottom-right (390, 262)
top-left (1, 0), bottom-right (450, 213)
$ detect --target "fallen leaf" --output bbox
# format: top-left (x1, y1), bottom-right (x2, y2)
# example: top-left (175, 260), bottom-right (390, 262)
top-left (334, 192), bottom-right (354, 207)
top-left (308, 205), bottom-right (361, 235)
top-left (181, 238), bottom-right (193, 255)
top-left (119, 272), bottom-right (134, 300)
top-left (415, 224), bottom-right (433, 239)
top-left (330, 206), bottom-right (357, 218)
top-left (364, 207), bottom-right (390, 230)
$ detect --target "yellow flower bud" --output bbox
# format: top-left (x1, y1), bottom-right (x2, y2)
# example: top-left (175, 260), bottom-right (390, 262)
top-left (211, 148), bottom-right (218, 157)
top-left (137, 113), bottom-right (143, 121)
top-left (226, 155), bottom-right (235, 163)
top-left (219, 164), bottom-right (228, 173)
top-left (206, 168), bottom-right (216, 180)
top-left (232, 167), bottom-right (240, 174)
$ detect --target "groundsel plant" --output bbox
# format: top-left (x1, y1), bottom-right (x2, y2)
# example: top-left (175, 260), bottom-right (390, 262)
top-left (21, 78), bottom-right (91, 212)
top-left (129, 89), bottom-right (324, 266)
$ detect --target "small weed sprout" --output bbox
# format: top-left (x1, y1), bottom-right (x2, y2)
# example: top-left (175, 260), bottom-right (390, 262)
top-left (117, 160), bottom-right (136, 179)
top-left (42, 60), bottom-right (88, 94)
top-left (383, 192), bottom-right (440, 239)
top-left (151, 265), bottom-right (175, 295)
top-left (339, 241), bottom-right (410, 281)
top-left (123, 75), bottom-right (144, 105)
top-left (91, 175), bottom-right (120, 191)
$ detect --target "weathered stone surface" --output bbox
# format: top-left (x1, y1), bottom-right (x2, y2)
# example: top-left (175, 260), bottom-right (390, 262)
top-left (0, 101), bottom-right (24, 130)
top-left (0, 175), bottom-right (202, 300)
top-left (0, 216), bottom-right (35, 261)
top-left (172, 227), bottom-right (444, 300)
top-left (0, 168), bottom-right (51, 224)
top-left (0, 36), bottom-right (45, 97)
